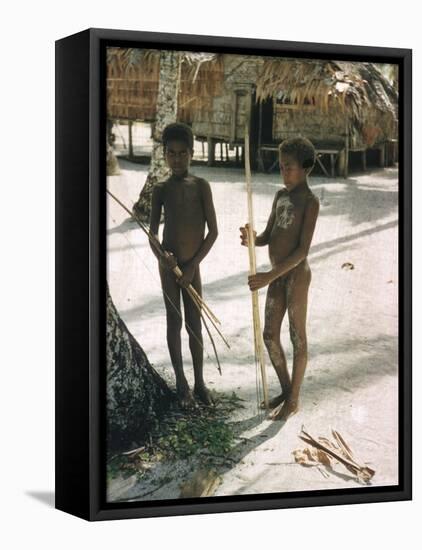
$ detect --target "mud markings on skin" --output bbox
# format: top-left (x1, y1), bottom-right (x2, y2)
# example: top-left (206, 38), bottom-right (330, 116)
top-left (264, 292), bottom-right (289, 371)
top-left (264, 295), bottom-right (283, 362)
top-left (276, 194), bottom-right (295, 229)
top-left (289, 322), bottom-right (305, 353)
top-left (285, 272), bottom-right (306, 353)
top-left (266, 339), bottom-right (285, 366)
top-left (264, 296), bottom-right (276, 324)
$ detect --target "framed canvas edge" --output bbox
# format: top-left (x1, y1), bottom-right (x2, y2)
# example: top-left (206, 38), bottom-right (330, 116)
top-left (88, 26), bottom-right (412, 59)
top-left (55, 29), bottom-right (92, 521)
top-left (55, 27), bottom-right (412, 521)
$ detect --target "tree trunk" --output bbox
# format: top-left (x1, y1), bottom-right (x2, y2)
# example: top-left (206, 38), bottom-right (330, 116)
top-left (107, 285), bottom-right (173, 450)
top-left (107, 119), bottom-right (120, 176)
top-left (132, 50), bottom-right (181, 222)
top-left (107, 142), bottom-right (121, 176)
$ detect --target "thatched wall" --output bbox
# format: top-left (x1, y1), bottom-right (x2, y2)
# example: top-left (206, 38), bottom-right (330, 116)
top-left (273, 103), bottom-right (346, 146)
top-left (192, 55), bottom-right (264, 141)
top-left (272, 103), bottom-right (396, 148)
top-left (192, 91), bottom-right (249, 141)
top-left (107, 48), bottom-right (224, 123)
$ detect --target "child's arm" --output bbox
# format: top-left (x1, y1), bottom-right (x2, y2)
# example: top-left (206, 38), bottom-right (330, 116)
top-left (149, 184), bottom-right (177, 270)
top-left (178, 179), bottom-right (218, 287)
top-left (248, 195), bottom-right (320, 291)
top-left (240, 191), bottom-right (279, 247)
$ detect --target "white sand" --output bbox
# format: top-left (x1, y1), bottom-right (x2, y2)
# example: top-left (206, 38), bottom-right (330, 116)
top-left (107, 159), bottom-right (399, 499)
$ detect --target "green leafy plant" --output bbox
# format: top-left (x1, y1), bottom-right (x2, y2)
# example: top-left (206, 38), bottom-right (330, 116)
top-left (107, 391), bottom-right (245, 480)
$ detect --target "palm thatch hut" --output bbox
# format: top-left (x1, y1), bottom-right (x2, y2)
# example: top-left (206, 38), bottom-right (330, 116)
top-left (190, 56), bottom-right (398, 175)
top-left (107, 49), bottom-right (398, 176)
top-left (254, 59), bottom-right (398, 175)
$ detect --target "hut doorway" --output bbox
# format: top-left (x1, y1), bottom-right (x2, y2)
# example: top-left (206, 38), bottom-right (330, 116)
top-left (256, 97), bottom-right (274, 143)
top-left (250, 93), bottom-right (275, 171)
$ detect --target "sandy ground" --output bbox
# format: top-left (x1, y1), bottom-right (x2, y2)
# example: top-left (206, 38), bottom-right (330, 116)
top-left (107, 158), bottom-right (398, 500)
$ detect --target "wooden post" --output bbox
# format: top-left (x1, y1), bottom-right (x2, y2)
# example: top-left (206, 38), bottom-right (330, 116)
top-left (230, 92), bottom-right (237, 143)
top-left (207, 136), bottom-right (215, 167)
top-left (379, 143), bottom-right (386, 167)
top-left (128, 120), bottom-right (134, 160)
top-left (337, 149), bottom-right (345, 176)
top-left (330, 153), bottom-right (335, 177)
top-left (344, 121), bottom-right (349, 179)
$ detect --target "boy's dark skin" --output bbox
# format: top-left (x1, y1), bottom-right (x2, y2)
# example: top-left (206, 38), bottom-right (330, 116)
top-left (149, 138), bottom-right (218, 408)
top-left (240, 150), bottom-right (320, 421)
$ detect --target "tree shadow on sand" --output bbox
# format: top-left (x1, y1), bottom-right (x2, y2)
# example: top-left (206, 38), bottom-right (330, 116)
top-left (317, 181), bottom-right (398, 227)
top-left (228, 332), bottom-right (397, 392)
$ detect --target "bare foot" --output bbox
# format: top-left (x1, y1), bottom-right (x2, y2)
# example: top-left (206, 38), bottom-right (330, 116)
top-left (194, 385), bottom-right (214, 406)
top-left (269, 397), bottom-right (299, 421)
top-left (177, 387), bottom-right (197, 410)
top-left (260, 392), bottom-right (289, 410)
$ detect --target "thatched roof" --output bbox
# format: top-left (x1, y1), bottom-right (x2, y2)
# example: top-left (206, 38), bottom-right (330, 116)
top-left (107, 48), bottom-right (224, 122)
top-left (255, 58), bottom-right (398, 145)
top-left (256, 59), bottom-right (397, 120)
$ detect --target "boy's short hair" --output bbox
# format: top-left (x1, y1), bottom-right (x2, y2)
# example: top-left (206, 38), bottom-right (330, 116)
top-left (279, 137), bottom-right (316, 169)
top-left (162, 122), bottom-right (194, 151)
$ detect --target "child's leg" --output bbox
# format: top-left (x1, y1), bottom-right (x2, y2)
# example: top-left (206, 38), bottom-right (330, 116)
top-left (159, 264), bottom-right (194, 407)
top-left (272, 262), bottom-right (311, 420)
top-left (181, 267), bottom-right (213, 405)
top-left (262, 277), bottom-right (291, 408)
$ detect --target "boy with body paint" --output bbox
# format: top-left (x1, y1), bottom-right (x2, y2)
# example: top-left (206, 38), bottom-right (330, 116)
top-left (240, 137), bottom-right (320, 420)
top-left (149, 123), bottom-right (218, 408)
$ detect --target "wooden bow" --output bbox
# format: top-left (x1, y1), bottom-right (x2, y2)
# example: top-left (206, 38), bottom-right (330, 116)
top-left (244, 125), bottom-right (269, 409)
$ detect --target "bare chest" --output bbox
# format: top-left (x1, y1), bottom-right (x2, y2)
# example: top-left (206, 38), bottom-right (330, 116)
top-left (164, 182), bottom-right (202, 213)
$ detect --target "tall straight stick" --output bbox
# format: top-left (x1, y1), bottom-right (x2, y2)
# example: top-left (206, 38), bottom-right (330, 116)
top-left (244, 125), bottom-right (269, 409)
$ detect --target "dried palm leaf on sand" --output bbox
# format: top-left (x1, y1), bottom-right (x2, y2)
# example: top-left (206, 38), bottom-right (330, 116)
top-left (293, 425), bottom-right (375, 483)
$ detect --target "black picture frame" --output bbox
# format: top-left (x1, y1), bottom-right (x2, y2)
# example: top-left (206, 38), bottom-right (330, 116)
top-left (55, 27), bottom-right (412, 521)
